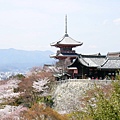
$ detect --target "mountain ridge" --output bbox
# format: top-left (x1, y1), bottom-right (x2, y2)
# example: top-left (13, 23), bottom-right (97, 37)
top-left (0, 48), bottom-right (55, 72)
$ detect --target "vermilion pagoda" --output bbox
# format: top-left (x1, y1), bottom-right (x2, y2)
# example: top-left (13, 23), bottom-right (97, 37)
top-left (50, 15), bottom-right (83, 62)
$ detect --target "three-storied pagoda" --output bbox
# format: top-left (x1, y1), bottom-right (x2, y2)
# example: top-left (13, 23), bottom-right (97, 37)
top-left (50, 15), bottom-right (83, 63)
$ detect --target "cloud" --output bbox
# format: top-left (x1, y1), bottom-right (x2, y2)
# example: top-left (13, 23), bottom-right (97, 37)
top-left (88, 45), bottom-right (97, 49)
top-left (102, 19), bottom-right (109, 25)
top-left (0, 9), bottom-right (50, 29)
top-left (113, 18), bottom-right (120, 25)
top-left (0, 0), bottom-right (82, 14)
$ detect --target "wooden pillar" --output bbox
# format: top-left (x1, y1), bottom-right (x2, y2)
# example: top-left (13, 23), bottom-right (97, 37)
top-left (82, 66), bottom-right (83, 79)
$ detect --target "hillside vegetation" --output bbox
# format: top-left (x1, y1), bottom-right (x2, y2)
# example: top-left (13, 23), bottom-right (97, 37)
top-left (0, 67), bottom-right (120, 120)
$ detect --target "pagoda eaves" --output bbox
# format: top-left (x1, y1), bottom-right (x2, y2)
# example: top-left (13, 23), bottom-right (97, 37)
top-left (51, 33), bottom-right (83, 48)
top-left (50, 52), bottom-right (78, 59)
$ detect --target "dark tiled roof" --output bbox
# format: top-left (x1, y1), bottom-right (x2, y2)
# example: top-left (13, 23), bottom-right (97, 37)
top-left (69, 54), bottom-right (120, 70)
top-left (77, 54), bottom-right (106, 67)
top-left (107, 52), bottom-right (120, 57)
top-left (100, 57), bottom-right (120, 69)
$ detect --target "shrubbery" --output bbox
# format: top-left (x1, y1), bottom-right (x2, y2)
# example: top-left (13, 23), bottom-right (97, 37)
top-left (70, 80), bottom-right (120, 120)
top-left (20, 103), bottom-right (68, 120)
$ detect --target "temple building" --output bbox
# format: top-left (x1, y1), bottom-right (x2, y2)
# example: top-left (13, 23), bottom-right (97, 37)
top-left (50, 16), bottom-right (120, 80)
top-left (68, 53), bottom-right (120, 79)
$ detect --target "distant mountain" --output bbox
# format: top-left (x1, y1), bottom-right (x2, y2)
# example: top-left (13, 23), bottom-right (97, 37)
top-left (0, 48), bottom-right (55, 72)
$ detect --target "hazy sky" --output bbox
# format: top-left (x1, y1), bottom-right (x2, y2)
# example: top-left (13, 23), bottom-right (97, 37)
top-left (0, 0), bottom-right (120, 54)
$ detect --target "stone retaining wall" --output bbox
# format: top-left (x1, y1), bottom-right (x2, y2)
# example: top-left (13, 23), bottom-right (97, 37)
top-left (52, 79), bottom-right (114, 114)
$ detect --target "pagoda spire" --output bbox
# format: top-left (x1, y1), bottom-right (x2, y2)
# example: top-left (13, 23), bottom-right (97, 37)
top-left (65, 15), bottom-right (67, 34)
top-left (65, 15), bottom-right (69, 37)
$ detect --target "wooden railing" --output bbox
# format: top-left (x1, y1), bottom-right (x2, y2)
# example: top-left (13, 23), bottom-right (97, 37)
top-left (57, 50), bottom-right (75, 54)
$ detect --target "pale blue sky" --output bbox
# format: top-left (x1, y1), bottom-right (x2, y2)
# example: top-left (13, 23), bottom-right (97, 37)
top-left (0, 0), bottom-right (120, 54)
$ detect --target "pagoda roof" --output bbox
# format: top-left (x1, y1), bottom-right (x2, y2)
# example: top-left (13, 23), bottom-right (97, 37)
top-left (50, 52), bottom-right (78, 59)
top-left (51, 33), bottom-right (83, 47)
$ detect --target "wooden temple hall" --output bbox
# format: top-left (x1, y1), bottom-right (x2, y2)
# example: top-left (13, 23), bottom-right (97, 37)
top-left (50, 16), bottom-right (120, 80)
top-left (68, 53), bottom-right (120, 79)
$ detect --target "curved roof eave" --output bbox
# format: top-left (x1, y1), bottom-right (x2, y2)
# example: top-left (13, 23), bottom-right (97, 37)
top-left (68, 56), bottom-right (99, 68)
top-left (50, 34), bottom-right (83, 47)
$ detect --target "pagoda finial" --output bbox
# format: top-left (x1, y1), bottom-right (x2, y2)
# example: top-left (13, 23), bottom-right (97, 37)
top-left (65, 15), bottom-right (67, 34)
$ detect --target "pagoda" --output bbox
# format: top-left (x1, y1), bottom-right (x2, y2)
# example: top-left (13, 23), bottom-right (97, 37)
top-left (50, 15), bottom-right (83, 63)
